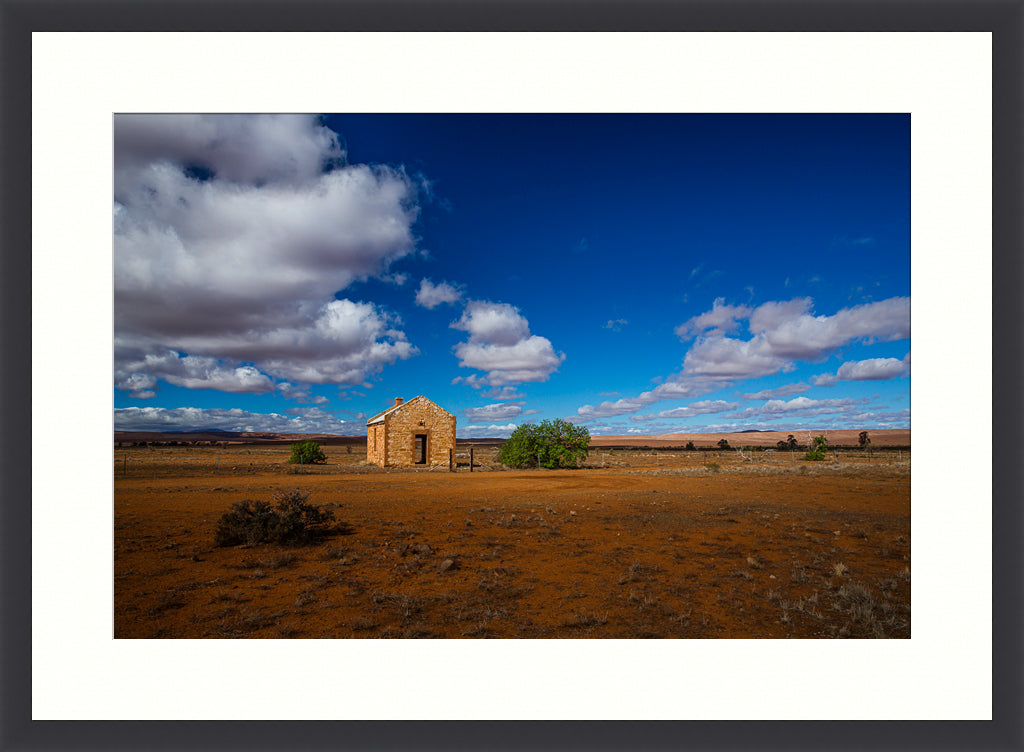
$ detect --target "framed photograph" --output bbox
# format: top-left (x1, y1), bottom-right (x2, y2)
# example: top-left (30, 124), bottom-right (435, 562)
top-left (8, 1), bottom-right (1018, 748)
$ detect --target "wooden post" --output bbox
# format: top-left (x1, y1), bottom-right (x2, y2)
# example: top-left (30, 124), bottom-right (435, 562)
top-left (449, 448), bottom-right (454, 472)
top-left (123, 454), bottom-right (127, 476)
top-left (470, 446), bottom-right (474, 472)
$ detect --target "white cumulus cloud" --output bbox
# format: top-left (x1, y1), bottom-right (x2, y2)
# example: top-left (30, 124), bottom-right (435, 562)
top-left (415, 278), bottom-right (464, 309)
top-left (675, 297), bottom-right (752, 340)
top-left (813, 354), bottom-right (911, 386)
top-left (451, 301), bottom-right (564, 387)
top-left (114, 114), bottom-right (421, 397)
top-left (681, 296), bottom-right (910, 379)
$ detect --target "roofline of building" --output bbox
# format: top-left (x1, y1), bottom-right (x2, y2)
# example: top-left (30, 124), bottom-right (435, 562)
top-left (367, 395), bottom-right (452, 426)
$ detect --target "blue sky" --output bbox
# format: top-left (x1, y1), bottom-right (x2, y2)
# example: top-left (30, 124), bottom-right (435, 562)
top-left (113, 114), bottom-right (910, 438)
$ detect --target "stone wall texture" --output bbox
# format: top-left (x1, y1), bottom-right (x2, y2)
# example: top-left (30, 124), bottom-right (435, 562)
top-left (366, 397), bottom-right (456, 468)
top-left (367, 423), bottom-right (386, 466)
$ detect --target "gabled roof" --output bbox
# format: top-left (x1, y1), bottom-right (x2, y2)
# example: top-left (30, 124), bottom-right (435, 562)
top-left (366, 396), bottom-right (453, 426)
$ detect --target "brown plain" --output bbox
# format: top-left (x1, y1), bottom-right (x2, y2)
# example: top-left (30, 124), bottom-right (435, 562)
top-left (115, 434), bottom-right (910, 639)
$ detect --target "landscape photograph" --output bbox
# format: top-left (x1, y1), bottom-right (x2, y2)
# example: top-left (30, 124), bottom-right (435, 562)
top-left (114, 113), bottom-right (911, 640)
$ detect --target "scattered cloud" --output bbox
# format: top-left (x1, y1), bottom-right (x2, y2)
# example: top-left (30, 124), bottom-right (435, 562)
top-left (575, 377), bottom-right (724, 420)
top-left (276, 383), bottom-right (330, 404)
top-left (740, 383), bottom-right (811, 400)
top-left (681, 296), bottom-right (910, 379)
top-left (114, 406), bottom-right (366, 434)
top-left (725, 395), bottom-right (872, 421)
top-left (603, 318), bottom-right (628, 332)
top-left (812, 354), bottom-right (911, 386)
top-left (116, 352), bottom-right (274, 395)
top-left (576, 296), bottom-right (907, 424)
top-left (451, 300), bottom-right (564, 387)
top-left (480, 385), bottom-right (525, 400)
top-left (457, 423), bottom-right (519, 439)
top-left (675, 297), bottom-right (752, 340)
top-left (415, 278), bottom-right (464, 309)
top-left (463, 402), bottom-right (525, 422)
top-left (630, 400), bottom-right (741, 422)
top-left (114, 114), bottom-right (421, 396)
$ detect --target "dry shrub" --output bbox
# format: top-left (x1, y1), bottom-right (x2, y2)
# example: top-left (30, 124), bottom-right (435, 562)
top-left (214, 489), bottom-right (337, 547)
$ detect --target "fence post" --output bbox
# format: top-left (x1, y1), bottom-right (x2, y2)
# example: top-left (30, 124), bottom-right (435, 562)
top-left (470, 446), bottom-right (474, 472)
top-left (123, 454), bottom-right (127, 476)
top-left (449, 448), bottom-right (454, 472)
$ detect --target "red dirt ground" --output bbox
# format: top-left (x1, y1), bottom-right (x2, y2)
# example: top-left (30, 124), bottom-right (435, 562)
top-left (114, 442), bottom-right (910, 639)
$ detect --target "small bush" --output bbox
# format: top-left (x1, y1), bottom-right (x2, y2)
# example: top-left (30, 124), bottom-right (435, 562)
top-left (288, 440), bottom-right (327, 465)
top-left (214, 489), bottom-right (336, 546)
top-left (804, 434), bottom-right (828, 461)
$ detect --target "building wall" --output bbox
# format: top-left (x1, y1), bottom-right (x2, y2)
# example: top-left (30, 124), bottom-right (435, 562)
top-left (378, 397), bottom-right (456, 467)
top-left (366, 423), bottom-right (386, 466)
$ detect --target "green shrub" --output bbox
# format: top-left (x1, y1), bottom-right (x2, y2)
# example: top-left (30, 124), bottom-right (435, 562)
top-left (804, 434), bottom-right (828, 461)
top-left (214, 489), bottom-right (336, 546)
top-left (288, 440), bottom-right (326, 465)
top-left (717, 439), bottom-right (731, 450)
top-left (499, 419), bottom-right (590, 469)
top-left (684, 441), bottom-right (696, 451)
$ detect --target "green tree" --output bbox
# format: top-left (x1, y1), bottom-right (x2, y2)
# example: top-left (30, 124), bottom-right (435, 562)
top-left (684, 441), bottom-right (696, 451)
top-left (786, 434), bottom-right (799, 451)
top-left (717, 438), bottom-right (731, 451)
top-left (499, 419), bottom-right (590, 469)
top-left (288, 440), bottom-right (327, 465)
top-left (858, 431), bottom-right (871, 449)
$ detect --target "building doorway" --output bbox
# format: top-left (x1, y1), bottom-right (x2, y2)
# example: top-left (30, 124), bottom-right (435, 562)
top-left (414, 434), bottom-right (427, 464)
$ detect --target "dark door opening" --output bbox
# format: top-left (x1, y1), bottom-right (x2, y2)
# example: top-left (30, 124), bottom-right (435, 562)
top-left (414, 434), bottom-right (427, 464)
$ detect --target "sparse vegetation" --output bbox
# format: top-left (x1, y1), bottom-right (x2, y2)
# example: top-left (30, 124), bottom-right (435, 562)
top-left (118, 435), bottom-right (909, 639)
top-left (804, 435), bottom-right (828, 461)
top-left (214, 489), bottom-right (337, 546)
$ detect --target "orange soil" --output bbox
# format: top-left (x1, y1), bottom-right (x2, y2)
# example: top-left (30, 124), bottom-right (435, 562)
top-left (114, 443), bottom-right (910, 639)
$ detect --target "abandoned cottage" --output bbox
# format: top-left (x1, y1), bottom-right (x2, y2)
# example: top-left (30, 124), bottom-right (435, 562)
top-left (366, 396), bottom-right (456, 468)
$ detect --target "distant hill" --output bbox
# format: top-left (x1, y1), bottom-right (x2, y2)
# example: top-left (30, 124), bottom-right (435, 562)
top-left (115, 428), bottom-right (909, 448)
top-left (114, 430), bottom-right (363, 445)
top-left (588, 428), bottom-right (909, 448)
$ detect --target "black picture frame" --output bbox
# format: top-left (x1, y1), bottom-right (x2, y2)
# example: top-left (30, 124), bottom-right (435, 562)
top-left (3, 1), bottom-right (1020, 750)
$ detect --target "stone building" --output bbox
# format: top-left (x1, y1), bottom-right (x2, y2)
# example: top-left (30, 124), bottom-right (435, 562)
top-left (366, 396), bottom-right (456, 468)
